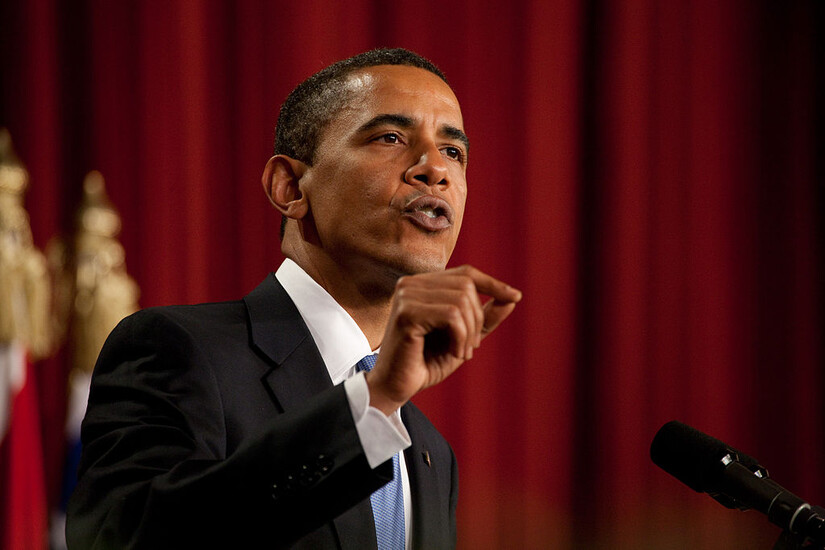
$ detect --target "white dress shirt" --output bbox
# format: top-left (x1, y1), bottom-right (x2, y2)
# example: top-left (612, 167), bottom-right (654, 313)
top-left (275, 259), bottom-right (412, 548)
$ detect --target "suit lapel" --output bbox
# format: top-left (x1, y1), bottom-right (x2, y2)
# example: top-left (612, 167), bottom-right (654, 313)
top-left (402, 404), bottom-right (446, 549)
top-left (244, 274), bottom-right (333, 411)
top-left (331, 499), bottom-right (378, 550)
top-left (243, 274), bottom-right (378, 550)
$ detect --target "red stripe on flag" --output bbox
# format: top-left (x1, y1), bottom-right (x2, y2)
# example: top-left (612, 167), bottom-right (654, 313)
top-left (0, 348), bottom-right (48, 550)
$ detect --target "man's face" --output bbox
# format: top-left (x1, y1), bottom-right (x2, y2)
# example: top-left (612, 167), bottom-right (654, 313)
top-left (299, 65), bottom-right (468, 279)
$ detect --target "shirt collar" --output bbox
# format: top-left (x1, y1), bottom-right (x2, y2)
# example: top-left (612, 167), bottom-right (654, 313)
top-left (275, 259), bottom-right (373, 385)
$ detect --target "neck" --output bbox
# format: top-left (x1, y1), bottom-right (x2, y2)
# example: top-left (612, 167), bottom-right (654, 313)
top-left (284, 241), bottom-right (399, 349)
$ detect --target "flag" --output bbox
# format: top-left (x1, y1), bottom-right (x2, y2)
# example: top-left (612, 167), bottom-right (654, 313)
top-left (0, 342), bottom-right (48, 550)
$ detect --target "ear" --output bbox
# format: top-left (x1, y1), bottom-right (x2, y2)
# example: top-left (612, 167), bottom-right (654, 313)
top-left (262, 155), bottom-right (310, 220)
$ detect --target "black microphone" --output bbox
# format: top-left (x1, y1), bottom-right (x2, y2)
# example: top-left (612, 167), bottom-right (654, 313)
top-left (650, 421), bottom-right (825, 545)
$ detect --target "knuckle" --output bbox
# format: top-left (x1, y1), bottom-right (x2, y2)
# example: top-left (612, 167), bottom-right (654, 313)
top-left (395, 299), bottom-right (414, 317)
top-left (459, 278), bottom-right (475, 295)
top-left (446, 304), bottom-right (463, 322)
top-left (393, 307), bottom-right (416, 329)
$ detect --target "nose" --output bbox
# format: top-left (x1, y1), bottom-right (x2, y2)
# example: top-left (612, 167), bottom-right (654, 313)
top-left (404, 145), bottom-right (449, 187)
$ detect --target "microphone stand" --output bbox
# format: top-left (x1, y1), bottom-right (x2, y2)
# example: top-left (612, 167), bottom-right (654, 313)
top-left (772, 506), bottom-right (825, 550)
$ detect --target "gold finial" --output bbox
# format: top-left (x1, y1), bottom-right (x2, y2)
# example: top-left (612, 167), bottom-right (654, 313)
top-left (0, 127), bottom-right (29, 196)
top-left (78, 170), bottom-right (122, 239)
top-left (68, 171), bottom-right (139, 372)
top-left (0, 129), bottom-right (52, 358)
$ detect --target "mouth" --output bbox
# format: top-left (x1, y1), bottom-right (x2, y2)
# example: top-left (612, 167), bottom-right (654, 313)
top-left (401, 195), bottom-right (454, 232)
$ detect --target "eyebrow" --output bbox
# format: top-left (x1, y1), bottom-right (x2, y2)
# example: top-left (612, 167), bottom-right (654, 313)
top-left (356, 113), bottom-right (470, 153)
top-left (442, 125), bottom-right (471, 153)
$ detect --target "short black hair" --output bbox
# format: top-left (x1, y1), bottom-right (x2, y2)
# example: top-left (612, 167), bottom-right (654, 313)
top-left (274, 48), bottom-right (449, 238)
top-left (275, 48), bottom-right (447, 164)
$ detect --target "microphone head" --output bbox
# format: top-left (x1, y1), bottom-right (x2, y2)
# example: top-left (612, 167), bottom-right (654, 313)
top-left (650, 421), bottom-right (730, 492)
top-left (650, 421), bottom-right (762, 494)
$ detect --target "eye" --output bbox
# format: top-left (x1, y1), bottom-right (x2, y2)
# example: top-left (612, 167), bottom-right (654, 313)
top-left (443, 146), bottom-right (464, 162)
top-left (375, 132), bottom-right (401, 144)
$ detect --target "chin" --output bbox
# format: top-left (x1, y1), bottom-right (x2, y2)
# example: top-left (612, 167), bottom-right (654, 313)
top-left (387, 250), bottom-right (449, 276)
top-left (354, 251), bottom-right (449, 299)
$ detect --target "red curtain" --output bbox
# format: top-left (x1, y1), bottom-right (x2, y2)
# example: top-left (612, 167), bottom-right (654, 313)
top-left (2, 1), bottom-right (822, 548)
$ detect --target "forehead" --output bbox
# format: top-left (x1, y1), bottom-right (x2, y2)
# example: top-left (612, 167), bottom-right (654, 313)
top-left (336, 65), bottom-right (464, 131)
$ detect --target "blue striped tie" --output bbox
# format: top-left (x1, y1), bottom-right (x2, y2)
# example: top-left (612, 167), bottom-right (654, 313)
top-left (356, 354), bottom-right (405, 550)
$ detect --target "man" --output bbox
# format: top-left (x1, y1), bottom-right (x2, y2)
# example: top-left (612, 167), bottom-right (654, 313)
top-left (67, 48), bottom-right (521, 549)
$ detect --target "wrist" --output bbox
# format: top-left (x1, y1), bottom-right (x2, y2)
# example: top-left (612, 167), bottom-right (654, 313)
top-left (364, 371), bottom-right (406, 416)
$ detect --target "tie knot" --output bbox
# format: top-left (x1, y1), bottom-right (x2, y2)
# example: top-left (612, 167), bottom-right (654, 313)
top-left (355, 354), bottom-right (377, 373)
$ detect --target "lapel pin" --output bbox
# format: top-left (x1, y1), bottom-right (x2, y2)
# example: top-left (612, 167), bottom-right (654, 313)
top-left (422, 451), bottom-right (431, 467)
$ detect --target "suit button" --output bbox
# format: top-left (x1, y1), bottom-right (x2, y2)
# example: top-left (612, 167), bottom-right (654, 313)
top-left (316, 454), bottom-right (334, 473)
top-left (299, 464), bottom-right (320, 486)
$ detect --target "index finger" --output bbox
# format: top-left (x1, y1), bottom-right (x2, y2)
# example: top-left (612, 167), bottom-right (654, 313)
top-left (446, 265), bottom-right (523, 304)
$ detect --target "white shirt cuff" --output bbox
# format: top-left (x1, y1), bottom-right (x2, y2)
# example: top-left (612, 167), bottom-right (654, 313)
top-left (344, 371), bottom-right (411, 468)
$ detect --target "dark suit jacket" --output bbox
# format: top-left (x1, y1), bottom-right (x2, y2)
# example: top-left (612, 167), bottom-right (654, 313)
top-left (66, 274), bottom-right (457, 549)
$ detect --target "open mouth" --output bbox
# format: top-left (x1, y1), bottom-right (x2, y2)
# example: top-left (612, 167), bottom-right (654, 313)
top-left (417, 205), bottom-right (445, 219)
top-left (402, 195), bottom-right (454, 231)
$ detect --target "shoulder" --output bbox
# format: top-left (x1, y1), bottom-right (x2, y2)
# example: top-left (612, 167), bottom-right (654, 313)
top-left (128, 300), bottom-right (247, 332)
top-left (96, 273), bottom-right (304, 378)
top-left (112, 272), bottom-right (288, 342)
top-left (100, 301), bottom-right (246, 358)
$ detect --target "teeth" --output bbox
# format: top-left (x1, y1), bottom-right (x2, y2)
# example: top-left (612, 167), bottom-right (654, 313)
top-left (416, 206), bottom-right (438, 218)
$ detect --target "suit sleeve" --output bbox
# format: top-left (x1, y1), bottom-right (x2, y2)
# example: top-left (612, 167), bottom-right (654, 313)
top-left (66, 308), bottom-right (391, 550)
top-left (449, 446), bottom-right (459, 547)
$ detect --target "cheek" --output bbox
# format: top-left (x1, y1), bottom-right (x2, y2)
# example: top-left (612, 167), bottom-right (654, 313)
top-left (311, 168), bottom-right (396, 233)
top-left (451, 184), bottom-right (468, 223)
top-left (305, 164), bottom-right (356, 212)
